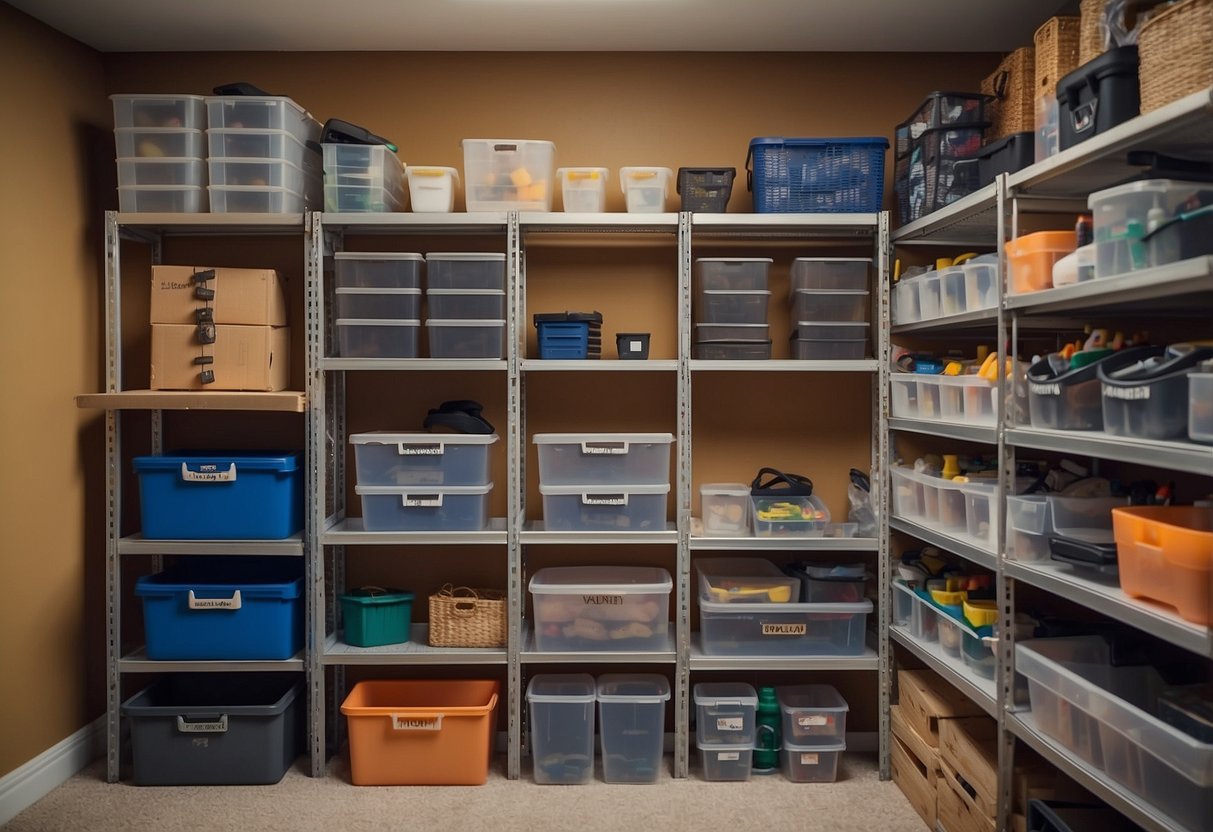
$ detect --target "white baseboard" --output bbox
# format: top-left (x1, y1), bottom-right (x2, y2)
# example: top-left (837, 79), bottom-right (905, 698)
top-left (0, 716), bottom-right (104, 826)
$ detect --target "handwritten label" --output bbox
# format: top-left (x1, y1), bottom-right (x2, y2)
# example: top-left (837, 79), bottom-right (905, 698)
top-left (716, 717), bottom-right (743, 732)
top-left (393, 715), bottom-right (442, 731)
top-left (762, 623), bottom-right (807, 636)
top-left (798, 715), bottom-right (830, 728)
top-left (800, 753), bottom-right (820, 766)
top-left (581, 594), bottom-right (624, 605)
top-left (180, 462), bottom-right (237, 482)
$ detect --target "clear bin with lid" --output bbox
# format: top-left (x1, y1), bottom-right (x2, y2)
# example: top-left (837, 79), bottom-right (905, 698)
top-left (695, 257), bottom-right (772, 292)
top-left (462, 138), bottom-right (556, 211)
top-left (939, 375), bottom-right (998, 425)
top-left (534, 433), bottom-right (673, 486)
top-left (1192, 370), bottom-right (1213, 443)
top-left (426, 289), bottom-right (506, 320)
top-left (1100, 346), bottom-right (1213, 440)
top-left (620, 166), bottom-right (673, 213)
top-left (207, 128), bottom-right (314, 166)
top-left (335, 287), bottom-right (420, 320)
top-left (697, 744), bottom-right (754, 781)
top-left (335, 318), bottom-right (420, 358)
top-left (322, 143), bottom-right (404, 189)
top-left (558, 167), bottom-right (608, 213)
top-left (112, 94), bottom-right (205, 130)
top-left (693, 341), bottom-right (772, 360)
top-left (406, 166), bottom-right (459, 213)
top-left (698, 597), bottom-right (872, 656)
top-left (694, 290), bottom-right (770, 325)
top-left (205, 96), bottom-right (320, 145)
top-left (1005, 231), bottom-right (1076, 293)
top-left (790, 289), bottom-right (870, 322)
top-left (538, 483), bottom-right (669, 532)
top-left (208, 158), bottom-right (309, 191)
top-left (939, 265), bottom-right (969, 316)
top-left (1113, 506), bottom-right (1213, 626)
top-left (324, 183), bottom-right (402, 214)
top-left (527, 674), bottom-right (596, 785)
top-left (350, 431), bottom-right (497, 487)
top-left (426, 252), bottom-right (506, 291)
top-left (354, 482), bottom-right (491, 531)
top-left (750, 494), bottom-right (830, 537)
top-left (791, 322), bottom-right (868, 361)
top-left (334, 252), bottom-right (423, 289)
top-left (695, 322), bottom-right (769, 343)
top-left (696, 558), bottom-right (800, 605)
top-left (892, 278), bottom-right (921, 325)
top-left (790, 258), bottom-right (870, 291)
top-left (597, 674), bottom-right (670, 784)
top-left (1007, 495), bottom-right (1125, 562)
top-left (779, 685), bottom-right (848, 743)
top-left (117, 158), bottom-right (205, 188)
top-left (699, 483), bottom-right (750, 537)
top-left (781, 741), bottom-right (845, 782)
top-left (426, 319), bottom-right (505, 359)
top-left (209, 185), bottom-right (307, 214)
top-left (694, 682), bottom-right (757, 745)
top-left (116, 128), bottom-right (204, 159)
top-left (962, 255), bottom-right (999, 311)
top-left (1088, 179), bottom-right (1212, 278)
top-left (918, 273), bottom-right (941, 319)
top-left (119, 186), bottom-right (206, 213)
top-left (529, 566), bottom-right (672, 652)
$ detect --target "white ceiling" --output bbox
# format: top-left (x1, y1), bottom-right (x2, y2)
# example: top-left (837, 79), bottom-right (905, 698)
top-left (12, 0), bottom-right (1074, 53)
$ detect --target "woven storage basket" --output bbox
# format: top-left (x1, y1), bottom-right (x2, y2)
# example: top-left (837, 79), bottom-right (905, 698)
top-left (1080, 0), bottom-right (1111, 64)
top-left (428, 584), bottom-right (506, 648)
top-left (1034, 16), bottom-right (1082, 100)
top-left (982, 47), bottom-right (1036, 138)
top-left (1139, 0), bottom-right (1213, 113)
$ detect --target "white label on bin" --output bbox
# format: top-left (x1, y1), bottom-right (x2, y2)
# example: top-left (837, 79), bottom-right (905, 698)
top-left (392, 714), bottom-right (443, 731)
top-left (397, 443), bottom-right (444, 456)
top-left (401, 494), bottom-right (443, 508)
top-left (581, 593), bottom-right (624, 605)
top-left (176, 715), bottom-right (227, 733)
top-left (581, 494), bottom-right (628, 506)
top-left (799, 753), bottom-right (820, 766)
top-left (581, 442), bottom-right (629, 455)
top-left (716, 717), bottom-right (743, 731)
top-left (180, 462), bottom-right (237, 482)
top-left (628, 340), bottom-right (643, 352)
top-left (761, 623), bottom-right (806, 636)
top-left (1029, 383), bottom-right (1060, 397)
top-left (1103, 385), bottom-right (1150, 401)
top-left (717, 751), bottom-right (740, 762)
top-left (188, 590), bottom-right (241, 610)
top-left (798, 715), bottom-right (830, 728)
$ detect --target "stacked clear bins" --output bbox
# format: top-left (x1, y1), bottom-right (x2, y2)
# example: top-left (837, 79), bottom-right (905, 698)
top-left (788, 258), bottom-right (871, 360)
top-left (1006, 494), bottom-right (1127, 564)
top-left (323, 143), bottom-right (405, 213)
top-left (692, 258), bottom-right (773, 359)
top-left (527, 674), bottom-right (596, 784)
top-left (892, 254), bottom-right (999, 326)
top-left (890, 467), bottom-right (1006, 551)
top-left (890, 373), bottom-right (998, 425)
top-left (778, 685), bottom-right (849, 782)
top-left (205, 94), bottom-right (322, 213)
top-left (425, 253), bottom-right (507, 359)
top-left (694, 683), bottom-right (758, 781)
top-left (112, 94), bottom-right (208, 212)
top-left (892, 581), bottom-right (998, 681)
top-left (332, 252), bottom-right (424, 358)
top-left (349, 432), bottom-right (497, 532)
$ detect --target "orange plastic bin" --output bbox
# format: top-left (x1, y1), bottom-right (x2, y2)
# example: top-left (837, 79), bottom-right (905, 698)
top-left (1005, 230), bottom-right (1076, 294)
top-left (341, 679), bottom-right (499, 785)
top-left (1113, 506), bottom-right (1213, 625)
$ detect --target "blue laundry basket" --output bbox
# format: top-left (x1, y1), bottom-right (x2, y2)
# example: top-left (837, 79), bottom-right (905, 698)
top-left (746, 137), bottom-right (888, 213)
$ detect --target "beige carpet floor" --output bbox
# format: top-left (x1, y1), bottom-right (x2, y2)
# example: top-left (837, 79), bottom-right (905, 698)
top-left (8, 753), bottom-right (924, 832)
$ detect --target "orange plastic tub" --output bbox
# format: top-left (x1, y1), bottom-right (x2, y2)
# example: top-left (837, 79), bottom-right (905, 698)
top-left (341, 679), bottom-right (499, 785)
top-left (1113, 506), bottom-right (1213, 625)
top-left (1005, 230), bottom-right (1076, 294)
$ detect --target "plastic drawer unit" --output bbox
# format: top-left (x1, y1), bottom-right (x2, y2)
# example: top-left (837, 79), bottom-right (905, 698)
top-left (1006, 495), bottom-right (1126, 562)
top-left (133, 450), bottom-right (303, 539)
top-left (790, 258), bottom-right (870, 291)
top-left (339, 587), bottom-right (413, 647)
top-left (406, 166), bottom-right (459, 212)
top-left (462, 138), bottom-right (555, 211)
top-left (340, 679), bottom-right (499, 786)
top-left (527, 674), bottom-right (596, 785)
top-left (778, 685), bottom-right (848, 744)
top-left (1113, 506), bottom-right (1213, 626)
top-left (534, 432), bottom-right (673, 486)
top-left (620, 166), bottom-right (673, 213)
top-left (597, 674), bottom-right (670, 784)
top-left (135, 559), bottom-right (303, 660)
top-left (335, 318), bottom-right (420, 358)
top-left (334, 287), bottom-right (421, 321)
top-left (322, 143), bottom-right (404, 213)
top-left (558, 167), bottom-right (609, 213)
top-left (1099, 346), bottom-right (1213, 440)
top-left (426, 289), bottom-right (506, 321)
top-left (694, 257), bottom-right (772, 292)
top-left (698, 744), bottom-right (754, 781)
top-left (529, 566), bottom-right (672, 652)
top-left (121, 674), bottom-right (302, 786)
top-left (1192, 368), bottom-right (1213, 443)
top-left (426, 252), bottom-right (506, 290)
top-left (354, 483), bottom-right (492, 531)
top-left (699, 483), bottom-right (751, 537)
top-left (351, 431), bottom-right (496, 487)
top-left (112, 93), bottom-right (206, 130)
top-left (334, 252), bottom-right (423, 289)
top-left (694, 682), bottom-right (758, 745)
top-left (426, 319), bottom-right (506, 359)
top-left (1027, 347), bottom-right (1162, 431)
top-left (1016, 637), bottom-right (1213, 832)
top-left (781, 740), bottom-right (845, 782)
top-left (693, 290), bottom-right (771, 325)
top-left (1089, 179), bottom-right (1213, 278)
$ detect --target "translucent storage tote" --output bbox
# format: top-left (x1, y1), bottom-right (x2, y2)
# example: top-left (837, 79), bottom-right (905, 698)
top-left (751, 494), bottom-right (830, 537)
top-left (335, 318), bottom-right (420, 358)
top-left (334, 252), bottom-right (423, 290)
top-left (1099, 345), bottom-right (1213, 440)
top-left (1113, 506), bottom-right (1213, 626)
top-left (697, 558), bottom-right (800, 605)
top-left (938, 265), bottom-right (968, 316)
top-left (694, 257), bottom-right (772, 292)
top-left (597, 674), bottom-right (670, 784)
top-left (698, 744), bottom-right (754, 781)
top-left (781, 740), bottom-right (845, 782)
top-left (533, 432), bottom-right (673, 486)
top-left (324, 183), bottom-right (402, 214)
top-left (694, 682), bottom-right (758, 745)
top-left (341, 679), bottom-right (499, 786)
top-left (1192, 370), bottom-right (1213, 443)
top-left (426, 252), bottom-right (506, 290)
top-left (529, 566), bottom-right (672, 652)
top-left (779, 685), bottom-right (848, 743)
top-left (112, 93), bottom-right (206, 130)
top-left (208, 158), bottom-right (310, 191)
top-left (538, 483), bottom-right (669, 531)
top-left (527, 674), bottom-right (596, 785)
top-left (426, 289), bottom-right (506, 321)
top-left (406, 166), bottom-right (459, 212)
top-left (962, 255), bottom-right (1000, 311)
top-left (426, 319), bottom-right (505, 359)
top-left (558, 167), bottom-right (608, 213)
top-left (334, 287), bottom-right (420, 321)
top-left (620, 166), bottom-right (673, 213)
top-left (892, 581), bottom-right (939, 643)
top-left (209, 185), bottom-right (306, 214)
top-left (695, 323), bottom-right (769, 343)
top-left (699, 483), bottom-right (751, 537)
top-left (115, 128), bottom-right (205, 159)
top-left (790, 322), bottom-right (868, 361)
top-left (205, 96), bottom-right (320, 146)
top-left (350, 431), bottom-right (497, 487)
top-left (1088, 179), bottom-right (1213, 278)
top-left (354, 483), bottom-right (492, 531)
top-left (693, 290), bottom-right (771, 325)
top-left (207, 128), bottom-right (313, 166)
top-left (117, 158), bottom-right (205, 188)
top-left (1007, 495), bottom-right (1126, 562)
top-left (462, 138), bottom-right (556, 211)
top-left (322, 143), bottom-right (403, 190)
top-left (119, 186), bottom-right (205, 213)
top-left (122, 674), bottom-right (301, 786)
top-left (789, 290), bottom-right (870, 323)
top-left (790, 258), bottom-right (870, 291)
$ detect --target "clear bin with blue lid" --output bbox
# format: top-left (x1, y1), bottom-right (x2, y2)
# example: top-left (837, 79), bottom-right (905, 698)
top-left (133, 450), bottom-right (303, 539)
top-left (351, 431), bottom-right (497, 487)
top-left (694, 682), bottom-right (758, 745)
top-left (527, 673), bottom-right (596, 785)
top-left (596, 674), bottom-right (670, 784)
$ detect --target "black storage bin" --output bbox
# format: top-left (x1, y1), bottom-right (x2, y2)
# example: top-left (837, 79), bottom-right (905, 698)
top-left (975, 131), bottom-right (1035, 186)
top-left (1099, 344), bottom-right (1213, 440)
top-left (1058, 46), bottom-right (1140, 151)
top-left (677, 168), bottom-right (735, 212)
top-left (616, 332), bottom-right (651, 360)
top-left (896, 125), bottom-right (987, 224)
top-left (894, 91), bottom-right (988, 157)
top-left (1026, 346), bottom-right (1162, 431)
top-left (1027, 799), bottom-right (1142, 832)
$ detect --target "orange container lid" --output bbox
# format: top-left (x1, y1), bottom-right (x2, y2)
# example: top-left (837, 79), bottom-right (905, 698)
top-left (1005, 230), bottom-right (1077, 256)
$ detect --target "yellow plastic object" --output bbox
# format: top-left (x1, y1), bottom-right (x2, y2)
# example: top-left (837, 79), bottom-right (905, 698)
top-left (963, 599), bottom-right (998, 628)
top-left (411, 168), bottom-right (447, 177)
top-left (627, 170), bottom-right (659, 180)
top-left (950, 252), bottom-right (978, 266)
top-left (510, 167), bottom-right (533, 187)
top-left (706, 583), bottom-right (794, 603)
top-left (942, 361), bottom-right (964, 376)
top-left (941, 455), bottom-right (961, 480)
top-left (930, 588), bottom-right (966, 607)
top-left (566, 170), bottom-right (602, 181)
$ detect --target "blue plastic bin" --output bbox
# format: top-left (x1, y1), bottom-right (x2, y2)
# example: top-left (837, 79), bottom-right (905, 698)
top-left (135, 558), bottom-right (304, 660)
top-left (538, 321), bottom-right (591, 359)
top-left (746, 137), bottom-right (888, 213)
top-left (133, 451), bottom-right (303, 539)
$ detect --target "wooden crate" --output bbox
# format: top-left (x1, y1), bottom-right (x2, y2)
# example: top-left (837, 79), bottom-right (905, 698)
top-left (1034, 16), bottom-right (1081, 100)
top-left (891, 705), bottom-right (939, 830)
top-left (939, 716), bottom-right (999, 817)
top-left (938, 760), bottom-right (997, 832)
top-left (897, 669), bottom-right (986, 748)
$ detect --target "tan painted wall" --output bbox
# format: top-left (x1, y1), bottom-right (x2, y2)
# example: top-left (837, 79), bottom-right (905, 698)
top-left (0, 4), bottom-right (110, 776)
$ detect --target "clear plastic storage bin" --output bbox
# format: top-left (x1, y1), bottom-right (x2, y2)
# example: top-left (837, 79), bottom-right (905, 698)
top-left (697, 558), bottom-right (800, 605)
top-left (791, 339), bottom-right (867, 360)
top-left (918, 273), bottom-right (942, 319)
top-left (406, 166), bottom-right (459, 213)
top-left (206, 128), bottom-right (315, 167)
top-left (693, 342), bottom-right (772, 360)
top-left (209, 185), bottom-right (306, 214)
top-left (694, 682), bottom-right (757, 745)
top-left (558, 167), bottom-right (608, 213)
top-left (334, 252), bottom-right (423, 289)
top-left (694, 258), bottom-right (772, 292)
top-left (462, 139), bottom-right (556, 211)
top-left (695, 323), bottom-right (769, 343)
top-left (205, 96), bottom-right (320, 145)
top-left (538, 483), bottom-right (669, 532)
top-left (115, 128), bottom-right (205, 159)
top-left (426, 253), bottom-right (506, 290)
top-left (334, 287), bottom-right (421, 321)
top-left (790, 290), bottom-right (870, 323)
top-left (892, 278), bottom-right (921, 326)
top-left (781, 741), bottom-right (845, 783)
top-left (350, 432), bottom-right (497, 487)
top-left (117, 158), bottom-right (205, 188)
top-left (699, 483), bottom-right (751, 537)
top-left (779, 685), bottom-right (848, 743)
top-left (597, 675), bottom-right (670, 784)
top-left (620, 166), bottom-right (673, 213)
top-left (1192, 371), bottom-right (1213, 443)
top-left (335, 318), bottom-right (420, 358)
top-left (1100, 347), bottom-right (1213, 440)
top-left (698, 594), bottom-right (872, 656)
top-left (529, 566), bottom-right (672, 652)
top-left (698, 744), bottom-right (754, 781)
top-left (208, 158), bottom-right (310, 191)
top-left (1007, 495), bottom-right (1125, 562)
top-left (534, 433), bottom-right (673, 487)
top-left (426, 289), bottom-right (506, 320)
top-left (790, 258), bottom-right (870, 291)
top-left (939, 266), bottom-right (969, 316)
top-left (527, 674), bottom-right (596, 785)
top-left (112, 94), bottom-right (206, 130)
top-left (791, 322), bottom-right (868, 358)
top-left (1088, 179), bottom-right (1212, 278)
top-left (750, 494), bottom-right (830, 537)
top-left (324, 184), bottom-right (402, 213)
top-left (963, 256), bottom-right (1000, 311)
top-left (694, 290), bottom-right (770, 325)
top-left (425, 319), bottom-right (505, 359)
top-left (354, 483), bottom-right (491, 531)
top-left (118, 186), bottom-right (205, 213)
top-left (322, 143), bottom-right (404, 189)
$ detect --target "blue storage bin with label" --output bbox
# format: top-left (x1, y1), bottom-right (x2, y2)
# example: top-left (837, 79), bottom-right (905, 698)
top-left (133, 450), bottom-right (303, 539)
top-left (135, 558), bottom-right (304, 660)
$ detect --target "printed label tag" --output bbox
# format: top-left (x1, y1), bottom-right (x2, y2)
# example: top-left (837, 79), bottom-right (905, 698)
top-left (393, 715), bottom-right (442, 731)
top-left (582, 444), bottom-right (627, 455)
top-left (762, 623), bottom-right (807, 636)
top-left (582, 494), bottom-right (626, 506)
top-left (800, 753), bottom-right (820, 766)
top-left (188, 590), bottom-right (241, 610)
top-left (629, 340), bottom-right (643, 351)
top-left (716, 717), bottom-right (744, 731)
top-left (402, 495), bottom-right (442, 508)
top-left (798, 715), bottom-right (830, 727)
top-left (718, 752), bottom-right (740, 762)
top-left (398, 444), bottom-right (444, 455)
top-left (1103, 385), bottom-right (1150, 401)
top-left (177, 715), bottom-right (227, 733)
top-left (181, 462), bottom-right (237, 482)
top-left (581, 594), bottom-right (624, 605)
top-left (1029, 383), bottom-right (1060, 397)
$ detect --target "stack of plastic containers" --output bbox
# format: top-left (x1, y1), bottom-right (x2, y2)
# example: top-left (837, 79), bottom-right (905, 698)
top-left (323, 143), bottom-right (405, 212)
top-left (333, 252), bottom-right (425, 358)
top-left (692, 258), bottom-right (773, 359)
top-left (349, 431), bottom-right (497, 531)
top-left (778, 685), bottom-right (849, 782)
top-left (694, 683), bottom-right (758, 780)
top-left (425, 253), bottom-right (507, 359)
top-left (205, 93), bottom-right (322, 213)
top-left (788, 258), bottom-right (870, 360)
top-left (112, 94), bottom-right (208, 212)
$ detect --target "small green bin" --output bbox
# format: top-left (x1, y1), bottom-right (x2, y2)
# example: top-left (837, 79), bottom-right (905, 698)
top-left (340, 587), bottom-right (414, 647)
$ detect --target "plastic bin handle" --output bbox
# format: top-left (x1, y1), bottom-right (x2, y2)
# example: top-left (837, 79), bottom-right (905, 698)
top-left (580, 441), bottom-right (629, 456)
top-left (396, 441), bottom-right (444, 457)
top-left (390, 713), bottom-right (444, 731)
top-left (491, 143), bottom-right (518, 153)
top-left (188, 590), bottom-right (242, 610)
top-left (580, 493), bottom-right (628, 507)
top-left (400, 493), bottom-right (443, 508)
top-left (180, 462), bottom-right (237, 482)
top-left (176, 714), bottom-right (228, 733)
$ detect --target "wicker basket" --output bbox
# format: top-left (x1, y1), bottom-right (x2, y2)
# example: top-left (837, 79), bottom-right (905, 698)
top-left (1034, 16), bottom-right (1082, 100)
top-left (1139, 0), bottom-right (1213, 113)
top-left (982, 47), bottom-right (1036, 138)
top-left (428, 584), bottom-right (506, 648)
top-left (1080, 0), bottom-right (1111, 64)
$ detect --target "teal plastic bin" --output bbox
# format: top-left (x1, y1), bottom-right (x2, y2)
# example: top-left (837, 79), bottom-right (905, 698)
top-left (340, 587), bottom-right (414, 647)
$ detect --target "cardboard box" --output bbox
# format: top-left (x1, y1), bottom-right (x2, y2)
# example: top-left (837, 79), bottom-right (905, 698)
top-left (938, 761), bottom-right (997, 832)
top-left (891, 706), bottom-right (939, 830)
top-left (151, 266), bottom-right (287, 326)
top-left (939, 716), bottom-right (998, 817)
top-left (898, 669), bottom-right (986, 748)
top-left (151, 323), bottom-right (290, 391)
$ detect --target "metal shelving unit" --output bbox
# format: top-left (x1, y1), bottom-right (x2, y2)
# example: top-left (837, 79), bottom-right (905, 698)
top-left (688, 638), bottom-right (880, 672)
top-left (888, 517), bottom-right (998, 572)
top-left (887, 417), bottom-right (998, 445)
top-left (322, 629), bottom-right (507, 666)
top-left (520, 624), bottom-right (678, 664)
top-left (888, 627), bottom-right (997, 717)
top-left (688, 535), bottom-right (879, 552)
